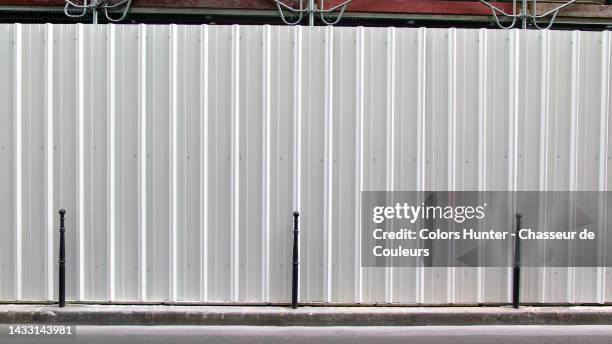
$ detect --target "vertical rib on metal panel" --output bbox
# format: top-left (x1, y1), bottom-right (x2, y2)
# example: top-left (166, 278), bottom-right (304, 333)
top-left (13, 23), bottom-right (22, 301)
top-left (76, 23), bottom-right (86, 301)
top-left (447, 27), bottom-right (457, 304)
top-left (506, 29), bottom-right (520, 302)
top-left (569, 31), bottom-right (579, 194)
top-left (599, 31), bottom-right (610, 194)
top-left (292, 26), bottom-right (302, 215)
top-left (538, 30), bottom-right (551, 303)
top-left (200, 24), bottom-right (209, 302)
top-left (447, 28), bottom-right (457, 191)
top-left (354, 26), bottom-right (364, 304)
top-left (477, 29), bottom-right (487, 192)
top-left (508, 29), bottom-right (519, 192)
top-left (261, 25), bottom-right (271, 302)
top-left (107, 24), bottom-right (116, 302)
top-left (138, 23), bottom-right (147, 301)
top-left (323, 26), bottom-right (334, 303)
top-left (230, 24), bottom-right (240, 302)
top-left (476, 28), bottom-right (487, 304)
top-left (538, 31), bottom-right (550, 192)
top-left (45, 23), bottom-right (54, 300)
top-left (385, 27), bottom-right (395, 304)
top-left (170, 24), bottom-right (179, 302)
top-left (416, 27), bottom-right (426, 303)
top-left (568, 30), bottom-right (580, 304)
top-left (597, 31), bottom-right (610, 304)
top-left (292, 26), bottom-right (302, 302)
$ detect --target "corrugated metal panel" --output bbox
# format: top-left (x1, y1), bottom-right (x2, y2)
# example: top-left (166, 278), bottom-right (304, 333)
top-left (0, 24), bottom-right (610, 305)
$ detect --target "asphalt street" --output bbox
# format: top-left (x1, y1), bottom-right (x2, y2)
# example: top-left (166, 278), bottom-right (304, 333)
top-left (2, 325), bottom-right (612, 344)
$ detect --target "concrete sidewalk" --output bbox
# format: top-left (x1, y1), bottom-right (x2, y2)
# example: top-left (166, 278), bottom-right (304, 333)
top-left (1, 304), bottom-right (612, 326)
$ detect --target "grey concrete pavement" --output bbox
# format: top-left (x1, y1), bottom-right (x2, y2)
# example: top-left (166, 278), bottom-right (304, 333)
top-left (2, 325), bottom-right (612, 344)
top-left (3, 304), bottom-right (612, 326)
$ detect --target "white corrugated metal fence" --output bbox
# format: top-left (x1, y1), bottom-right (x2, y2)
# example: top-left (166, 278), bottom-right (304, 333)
top-left (0, 24), bottom-right (611, 304)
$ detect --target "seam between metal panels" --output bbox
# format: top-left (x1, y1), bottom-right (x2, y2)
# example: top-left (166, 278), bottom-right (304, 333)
top-left (230, 24), bottom-right (240, 302)
top-left (508, 29), bottom-right (519, 192)
top-left (305, 30), bottom-right (313, 302)
top-left (150, 26), bottom-right (157, 303)
top-left (447, 27), bottom-right (457, 305)
top-left (385, 26), bottom-right (395, 304)
top-left (447, 28), bottom-right (457, 192)
top-left (477, 29), bottom-right (487, 195)
top-left (89, 26), bottom-right (94, 299)
top-left (200, 24), bottom-right (209, 302)
top-left (598, 32), bottom-right (610, 193)
top-left (476, 28), bottom-right (487, 304)
top-left (181, 28), bottom-right (188, 301)
top-left (505, 29), bottom-right (520, 303)
top-left (181, 28), bottom-right (187, 302)
top-left (138, 23), bottom-right (147, 302)
top-left (597, 30), bottom-right (610, 304)
top-left (323, 25), bottom-right (334, 304)
top-left (538, 29), bottom-right (551, 303)
top-left (416, 27), bottom-right (426, 304)
top-left (14, 23), bottom-right (23, 301)
top-left (292, 25), bottom-right (302, 303)
top-left (538, 31), bottom-right (550, 193)
top-left (567, 30), bottom-right (580, 304)
top-left (261, 25), bottom-right (271, 303)
top-left (107, 23), bottom-right (116, 302)
top-left (170, 24), bottom-right (178, 302)
top-left (117, 25), bottom-right (125, 299)
top-left (76, 23), bottom-right (86, 301)
top-left (354, 26), bottom-right (364, 305)
top-left (569, 31), bottom-right (579, 194)
top-left (566, 35), bottom-right (579, 308)
top-left (45, 23), bottom-right (54, 301)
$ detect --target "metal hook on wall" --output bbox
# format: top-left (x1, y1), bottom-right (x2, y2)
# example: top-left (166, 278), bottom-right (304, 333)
top-left (272, 0), bottom-right (353, 26)
top-left (479, 0), bottom-right (577, 29)
top-left (64, 0), bottom-right (133, 24)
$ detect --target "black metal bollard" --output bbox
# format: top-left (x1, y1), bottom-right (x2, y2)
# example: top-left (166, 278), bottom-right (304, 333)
top-left (292, 211), bottom-right (300, 309)
top-left (512, 213), bottom-right (522, 309)
top-left (59, 209), bottom-right (66, 308)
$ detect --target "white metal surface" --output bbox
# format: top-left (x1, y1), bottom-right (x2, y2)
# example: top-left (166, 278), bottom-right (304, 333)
top-left (0, 24), bottom-right (610, 304)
